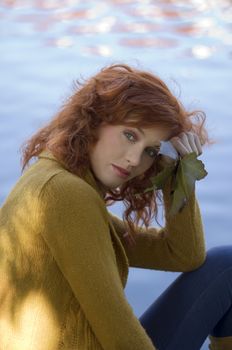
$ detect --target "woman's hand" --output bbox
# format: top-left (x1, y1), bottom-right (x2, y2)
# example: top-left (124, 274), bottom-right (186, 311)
top-left (159, 132), bottom-right (203, 167)
top-left (154, 132), bottom-right (207, 216)
top-left (146, 131), bottom-right (207, 216)
top-left (170, 132), bottom-right (202, 158)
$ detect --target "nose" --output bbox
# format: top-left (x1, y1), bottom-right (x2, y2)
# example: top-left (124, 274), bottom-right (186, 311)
top-left (126, 149), bottom-right (142, 167)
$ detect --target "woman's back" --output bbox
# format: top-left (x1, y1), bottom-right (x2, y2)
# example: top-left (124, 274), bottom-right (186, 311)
top-left (0, 152), bottom-right (107, 350)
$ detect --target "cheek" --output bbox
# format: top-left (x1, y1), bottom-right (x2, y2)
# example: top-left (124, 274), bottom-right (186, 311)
top-left (94, 134), bottom-right (123, 164)
top-left (104, 131), bottom-right (122, 150)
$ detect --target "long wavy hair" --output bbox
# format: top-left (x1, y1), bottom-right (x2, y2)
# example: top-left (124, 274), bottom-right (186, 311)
top-left (21, 63), bottom-right (209, 238)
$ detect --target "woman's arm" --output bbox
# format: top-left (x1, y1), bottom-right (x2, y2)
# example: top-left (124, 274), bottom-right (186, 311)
top-left (109, 131), bottom-right (206, 272)
top-left (109, 180), bottom-right (206, 272)
top-left (38, 172), bottom-right (156, 350)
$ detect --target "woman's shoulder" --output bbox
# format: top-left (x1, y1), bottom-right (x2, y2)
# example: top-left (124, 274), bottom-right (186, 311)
top-left (1, 153), bottom-right (108, 232)
top-left (9, 151), bottom-right (101, 208)
top-left (34, 152), bottom-right (103, 202)
top-left (33, 154), bottom-right (108, 221)
top-left (31, 152), bottom-right (101, 201)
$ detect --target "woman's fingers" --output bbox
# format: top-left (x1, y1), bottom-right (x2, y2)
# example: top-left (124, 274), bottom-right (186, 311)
top-left (158, 132), bottom-right (203, 168)
top-left (187, 133), bottom-right (200, 155)
top-left (194, 134), bottom-right (203, 155)
top-left (170, 132), bottom-right (203, 158)
top-left (171, 137), bottom-right (189, 157)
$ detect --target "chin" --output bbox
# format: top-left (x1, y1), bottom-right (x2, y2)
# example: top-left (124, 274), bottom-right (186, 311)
top-left (104, 180), bottom-right (123, 191)
top-left (106, 183), bottom-right (121, 190)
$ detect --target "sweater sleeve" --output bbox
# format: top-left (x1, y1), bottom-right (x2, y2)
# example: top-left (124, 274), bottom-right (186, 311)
top-left (38, 173), bottom-right (156, 350)
top-left (109, 182), bottom-right (206, 272)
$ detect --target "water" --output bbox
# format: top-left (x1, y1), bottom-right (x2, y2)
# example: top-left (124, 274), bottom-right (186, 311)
top-left (0, 1), bottom-right (232, 348)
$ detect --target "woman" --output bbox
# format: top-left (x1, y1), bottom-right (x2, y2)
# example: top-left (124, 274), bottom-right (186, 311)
top-left (0, 64), bottom-right (231, 350)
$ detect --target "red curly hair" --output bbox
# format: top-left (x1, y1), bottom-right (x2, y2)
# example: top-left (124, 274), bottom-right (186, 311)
top-left (21, 63), bottom-right (209, 238)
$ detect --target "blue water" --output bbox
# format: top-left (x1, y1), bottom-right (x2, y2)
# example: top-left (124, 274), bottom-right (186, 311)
top-left (1, 1), bottom-right (232, 348)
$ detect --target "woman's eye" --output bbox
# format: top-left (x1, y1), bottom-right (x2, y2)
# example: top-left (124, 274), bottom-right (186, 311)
top-left (146, 147), bottom-right (159, 158)
top-left (124, 131), bottom-right (136, 143)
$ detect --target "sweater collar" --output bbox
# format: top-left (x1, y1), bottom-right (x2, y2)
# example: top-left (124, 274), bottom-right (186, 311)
top-left (38, 150), bottom-right (104, 199)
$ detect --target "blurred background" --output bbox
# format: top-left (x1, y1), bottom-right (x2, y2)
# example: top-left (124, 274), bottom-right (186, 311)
top-left (0, 1), bottom-right (231, 348)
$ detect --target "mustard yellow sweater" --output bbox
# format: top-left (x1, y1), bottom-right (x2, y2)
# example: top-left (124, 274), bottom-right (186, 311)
top-left (0, 151), bottom-right (206, 350)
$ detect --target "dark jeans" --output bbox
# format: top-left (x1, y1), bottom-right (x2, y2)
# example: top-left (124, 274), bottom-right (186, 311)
top-left (139, 246), bottom-right (232, 350)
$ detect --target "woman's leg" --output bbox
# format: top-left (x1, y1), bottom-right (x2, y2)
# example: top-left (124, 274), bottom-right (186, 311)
top-left (139, 246), bottom-right (232, 350)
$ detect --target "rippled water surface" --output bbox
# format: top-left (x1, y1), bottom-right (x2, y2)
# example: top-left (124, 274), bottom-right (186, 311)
top-left (1, 1), bottom-right (232, 348)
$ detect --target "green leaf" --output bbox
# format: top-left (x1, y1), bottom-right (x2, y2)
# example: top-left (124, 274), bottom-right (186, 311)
top-left (144, 162), bottom-right (176, 193)
top-left (139, 152), bottom-right (208, 216)
top-left (169, 152), bottom-right (208, 215)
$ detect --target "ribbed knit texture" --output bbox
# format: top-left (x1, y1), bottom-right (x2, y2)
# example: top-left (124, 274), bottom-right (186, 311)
top-left (0, 151), bottom-right (206, 350)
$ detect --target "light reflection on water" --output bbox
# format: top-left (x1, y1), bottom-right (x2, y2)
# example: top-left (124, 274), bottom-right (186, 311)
top-left (1, 0), bottom-right (231, 57)
top-left (0, 1), bottom-right (232, 349)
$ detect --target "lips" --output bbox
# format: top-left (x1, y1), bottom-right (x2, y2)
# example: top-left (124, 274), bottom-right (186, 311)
top-left (112, 164), bottom-right (131, 177)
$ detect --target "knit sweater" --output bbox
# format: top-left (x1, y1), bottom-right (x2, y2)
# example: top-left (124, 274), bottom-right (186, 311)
top-left (0, 151), bottom-right (206, 350)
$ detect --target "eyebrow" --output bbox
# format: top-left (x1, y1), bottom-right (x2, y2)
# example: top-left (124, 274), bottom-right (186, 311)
top-left (135, 127), bottom-right (161, 148)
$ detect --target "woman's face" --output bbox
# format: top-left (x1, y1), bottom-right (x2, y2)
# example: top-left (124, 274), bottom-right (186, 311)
top-left (89, 124), bottom-right (170, 192)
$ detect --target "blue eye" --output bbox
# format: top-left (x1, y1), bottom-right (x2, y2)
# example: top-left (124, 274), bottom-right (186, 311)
top-left (124, 131), bottom-right (136, 143)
